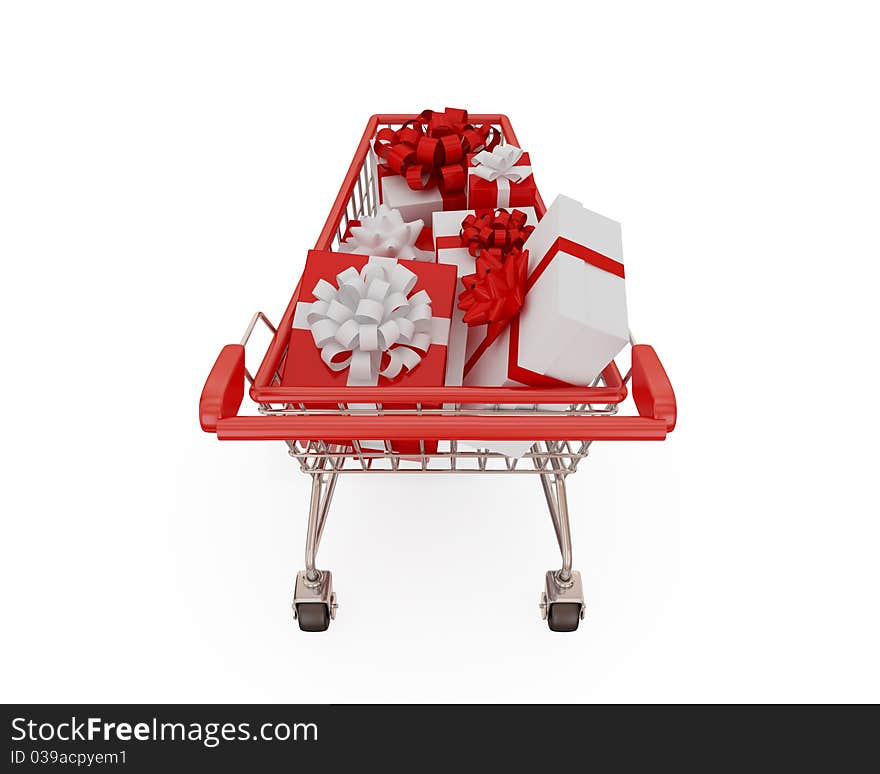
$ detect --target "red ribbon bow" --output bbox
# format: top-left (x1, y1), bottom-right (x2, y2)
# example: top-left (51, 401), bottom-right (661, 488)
top-left (458, 246), bottom-right (529, 328)
top-left (374, 107), bottom-right (500, 193)
top-left (459, 208), bottom-right (535, 259)
top-left (455, 208), bottom-right (535, 375)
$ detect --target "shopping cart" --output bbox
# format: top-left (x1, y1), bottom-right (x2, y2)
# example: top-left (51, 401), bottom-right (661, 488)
top-left (199, 113), bottom-right (677, 632)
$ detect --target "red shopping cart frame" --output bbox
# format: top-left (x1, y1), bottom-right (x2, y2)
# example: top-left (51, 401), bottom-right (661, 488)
top-left (200, 113), bottom-right (676, 441)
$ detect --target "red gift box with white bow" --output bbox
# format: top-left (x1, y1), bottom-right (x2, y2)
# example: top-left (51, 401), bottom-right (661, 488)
top-left (282, 250), bottom-right (457, 453)
top-left (467, 145), bottom-right (537, 211)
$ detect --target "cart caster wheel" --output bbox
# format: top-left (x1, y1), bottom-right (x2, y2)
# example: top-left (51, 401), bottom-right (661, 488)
top-left (547, 602), bottom-right (582, 632)
top-left (540, 570), bottom-right (585, 632)
top-left (295, 603), bottom-right (331, 632)
top-left (293, 570), bottom-right (336, 632)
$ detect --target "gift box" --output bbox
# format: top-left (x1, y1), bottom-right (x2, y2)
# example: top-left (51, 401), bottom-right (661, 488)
top-left (374, 107), bottom-right (499, 229)
top-left (379, 168), bottom-right (466, 228)
top-left (340, 204), bottom-right (435, 262)
top-left (433, 207), bottom-right (541, 459)
top-left (432, 207), bottom-right (539, 391)
top-left (467, 145), bottom-right (537, 211)
top-left (282, 250), bottom-right (457, 454)
top-left (465, 194), bottom-right (629, 390)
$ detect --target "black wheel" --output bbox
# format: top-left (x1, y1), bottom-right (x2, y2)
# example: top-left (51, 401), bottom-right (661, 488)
top-left (296, 603), bottom-right (330, 632)
top-left (547, 602), bottom-right (581, 632)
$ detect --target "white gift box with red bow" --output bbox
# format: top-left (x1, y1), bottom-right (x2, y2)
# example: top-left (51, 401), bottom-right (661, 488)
top-left (466, 194), bottom-right (630, 389)
top-left (378, 168), bottom-right (468, 228)
top-left (453, 195), bottom-right (629, 457)
top-left (431, 207), bottom-right (539, 392)
top-left (433, 207), bottom-right (541, 458)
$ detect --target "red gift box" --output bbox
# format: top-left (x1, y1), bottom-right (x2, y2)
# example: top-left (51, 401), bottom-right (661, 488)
top-left (467, 147), bottom-right (537, 211)
top-left (282, 250), bottom-right (457, 454)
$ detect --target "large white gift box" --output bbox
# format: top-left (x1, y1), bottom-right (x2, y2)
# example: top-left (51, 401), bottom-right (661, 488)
top-left (465, 194), bottom-right (629, 389)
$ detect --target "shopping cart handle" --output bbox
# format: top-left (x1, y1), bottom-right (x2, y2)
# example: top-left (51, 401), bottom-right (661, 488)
top-left (214, 415), bottom-right (669, 442)
top-left (201, 342), bottom-right (676, 440)
top-left (199, 345), bottom-right (245, 432)
top-left (631, 344), bottom-right (676, 431)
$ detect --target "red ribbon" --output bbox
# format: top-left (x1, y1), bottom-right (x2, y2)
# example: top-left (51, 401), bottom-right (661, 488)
top-left (459, 208), bottom-right (535, 258)
top-left (458, 246), bottom-right (529, 328)
top-left (374, 108), bottom-right (500, 193)
top-left (454, 208), bottom-right (536, 375)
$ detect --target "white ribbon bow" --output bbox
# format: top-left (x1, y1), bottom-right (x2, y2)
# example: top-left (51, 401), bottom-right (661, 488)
top-left (340, 204), bottom-right (427, 261)
top-left (470, 144), bottom-right (533, 184)
top-left (307, 257), bottom-right (434, 384)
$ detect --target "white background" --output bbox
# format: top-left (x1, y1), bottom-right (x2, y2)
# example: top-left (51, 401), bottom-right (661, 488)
top-left (2, 1), bottom-right (878, 703)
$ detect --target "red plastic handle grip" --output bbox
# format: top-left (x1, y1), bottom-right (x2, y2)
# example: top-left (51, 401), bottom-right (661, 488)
top-left (214, 415), bottom-right (668, 442)
top-left (199, 345), bottom-right (246, 432)
top-left (631, 344), bottom-right (676, 431)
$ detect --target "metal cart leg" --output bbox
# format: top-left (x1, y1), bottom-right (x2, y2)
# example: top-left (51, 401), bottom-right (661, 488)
top-left (293, 449), bottom-right (341, 632)
top-left (535, 442), bottom-right (586, 632)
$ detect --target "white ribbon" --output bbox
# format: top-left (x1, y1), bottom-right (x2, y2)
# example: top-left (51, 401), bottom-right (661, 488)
top-left (470, 145), bottom-right (533, 209)
top-left (306, 257), bottom-right (434, 385)
top-left (340, 204), bottom-right (429, 262)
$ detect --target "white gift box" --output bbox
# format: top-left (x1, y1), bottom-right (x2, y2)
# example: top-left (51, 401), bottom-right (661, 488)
top-left (466, 194), bottom-right (629, 389)
top-left (433, 207), bottom-right (540, 458)
top-left (379, 172), bottom-right (468, 228)
top-left (432, 207), bottom-right (539, 391)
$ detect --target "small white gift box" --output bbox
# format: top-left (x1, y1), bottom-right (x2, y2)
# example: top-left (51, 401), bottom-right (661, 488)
top-left (431, 207), bottom-right (539, 391)
top-left (379, 170), bottom-right (468, 229)
top-left (433, 207), bottom-right (541, 458)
